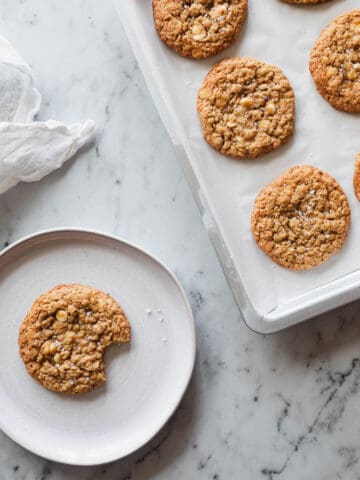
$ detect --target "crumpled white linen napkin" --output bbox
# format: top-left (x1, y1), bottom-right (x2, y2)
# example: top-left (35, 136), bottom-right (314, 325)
top-left (0, 35), bottom-right (95, 194)
top-left (0, 36), bottom-right (41, 123)
top-left (0, 120), bottom-right (95, 194)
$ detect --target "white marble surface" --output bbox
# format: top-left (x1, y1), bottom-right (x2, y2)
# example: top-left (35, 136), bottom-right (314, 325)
top-left (1, 1), bottom-right (360, 479)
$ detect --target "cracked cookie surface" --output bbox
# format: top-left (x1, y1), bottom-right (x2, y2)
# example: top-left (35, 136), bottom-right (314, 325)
top-left (152, 0), bottom-right (247, 59)
top-left (251, 166), bottom-right (350, 270)
top-left (18, 284), bottom-right (131, 394)
top-left (354, 153), bottom-right (360, 201)
top-left (197, 57), bottom-right (295, 159)
top-left (310, 10), bottom-right (360, 112)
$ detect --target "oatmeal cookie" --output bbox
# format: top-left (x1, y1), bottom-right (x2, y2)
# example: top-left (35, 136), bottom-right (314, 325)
top-left (152, 0), bottom-right (247, 59)
top-left (197, 57), bottom-right (295, 159)
top-left (354, 153), bottom-right (360, 201)
top-left (18, 284), bottom-right (131, 394)
top-left (282, 0), bottom-right (330, 4)
top-left (251, 165), bottom-right (350, 270)
top-left (309, 10), bottom-right (360, 112)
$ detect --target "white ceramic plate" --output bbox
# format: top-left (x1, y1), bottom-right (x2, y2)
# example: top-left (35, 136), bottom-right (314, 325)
top-left (0, 229), bottom-right (195, 465)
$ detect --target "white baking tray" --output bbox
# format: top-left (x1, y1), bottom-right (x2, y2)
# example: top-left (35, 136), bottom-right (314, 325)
top-left (114, 0), bottom-right (360, 333)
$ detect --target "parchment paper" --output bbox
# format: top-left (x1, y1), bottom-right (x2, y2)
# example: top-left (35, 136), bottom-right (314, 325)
top-left (117, 0), bottom-right (360, 320)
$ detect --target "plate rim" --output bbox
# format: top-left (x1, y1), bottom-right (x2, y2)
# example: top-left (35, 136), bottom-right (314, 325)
top-left (0, 227), bottom-right (196, 466)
